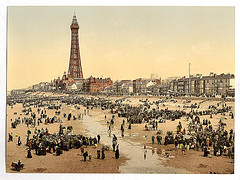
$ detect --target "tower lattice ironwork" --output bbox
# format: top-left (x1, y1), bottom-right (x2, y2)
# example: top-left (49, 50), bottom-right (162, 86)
top-left (68, 13), bottom-right (83, 79)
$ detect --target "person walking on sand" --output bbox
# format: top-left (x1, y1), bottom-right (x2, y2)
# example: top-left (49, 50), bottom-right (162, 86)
top-left (97, 134), bottom-right (101, 143)
top-left (18, 136), bottom-right (22, 146)
top-left (121, 123), bottom-right (124, 137)
top-left (27, 148), bottom-right (32, 158)
top-left (115, 145), bottom-right (119, 159)
top-left (113, 134), bottom-right (117, 141)
top-left (128, 122), bottom-right (131, 129)
top-left (83, 151), bottom-right (88, 162)
top-left (8, 133), bottom-right (13, 142)
top-left (157, 135), bottom-right (162, 145)
top-left (97, 150), bottom-right (101, 159)
top-left (108, 125), bottom-right (112, 137)
top-left (144, 149), bottom-right (147, 160)
top-left (121, 127), bottom-right (124, 137)
top-left (101, 149), bottom-right (105, 159)
top-left (152, 136), bottom-right (155, 144)
top-left (112, 139), bottom-right (117, 151)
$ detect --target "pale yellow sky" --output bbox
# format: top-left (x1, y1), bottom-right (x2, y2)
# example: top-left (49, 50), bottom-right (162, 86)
top-left (7, 6), bottom-right (235, 91)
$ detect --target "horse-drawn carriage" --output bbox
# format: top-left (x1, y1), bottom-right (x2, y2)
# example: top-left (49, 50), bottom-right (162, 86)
top-left (36, 147), bottom-right (47, 156)
top-left (164, 131), bottom-right (174, 145)
top-left (11, 162), bottom-right (24, 171)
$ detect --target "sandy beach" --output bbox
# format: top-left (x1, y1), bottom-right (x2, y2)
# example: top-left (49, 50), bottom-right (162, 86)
top-left (6, 99), bottom-right (127, 173)
top-left (6, 92), bottom-right (234, 174)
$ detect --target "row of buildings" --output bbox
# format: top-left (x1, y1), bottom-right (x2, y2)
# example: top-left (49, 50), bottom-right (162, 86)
top-left (30, 72), bottom-right (113, 93)
top-left (33, 72), bottom-right (235, 96)
top-left (169, 73), bottom-right (235, 96)
top-left (112, 72), bottom-right (235, 96)
top-left (10, 72), bottom-right (235, 97)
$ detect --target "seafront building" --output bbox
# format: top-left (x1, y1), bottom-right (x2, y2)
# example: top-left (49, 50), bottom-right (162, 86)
top-left (168, 73), bottom-right (235, 96)
top-left (83, 76), bottom-right (113, 93)
top-left (113, 80), bottom-right (133, 94)
top-left (133, 78), bottom-right (161, 94)
top-left (10, 89), bottom-right (27, 95)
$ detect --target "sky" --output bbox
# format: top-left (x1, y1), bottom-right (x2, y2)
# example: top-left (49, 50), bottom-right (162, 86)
top-left (7, 6), bottom-right (235, 91)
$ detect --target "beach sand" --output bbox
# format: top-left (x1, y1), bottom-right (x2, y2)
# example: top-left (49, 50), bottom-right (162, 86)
top-left (6, 93), bottom-right (234, 174)
top-left (6, 102), bottom-right (127, 173)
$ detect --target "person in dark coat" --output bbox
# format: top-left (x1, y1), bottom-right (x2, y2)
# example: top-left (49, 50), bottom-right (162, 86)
top-left (83, 151), bottom-right (88, 161)
top-left (97, 134), bottom-right (100, 143)
top-left (115, 146), bottom-right (119, 159)
top-left (97, 150), bottom-right (101, 159)
top-left (203, 146), bottom-right (208, 157)
top-left (112, 141), bottom-right (116, 152)
top-left (128, 123), bottom-right (131, 129)
top-left (101, 149), bottom-right (105, 159)
top-left (113, 134), bottom-right (117, 141)
top-left (27, 149), bottom-right (32, 158)
top-left (68, 113), bottom-right (71, 121)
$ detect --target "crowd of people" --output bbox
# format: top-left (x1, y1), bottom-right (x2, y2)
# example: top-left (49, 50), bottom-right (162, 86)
top-left (7, 93), bottom-right (234, 173)
top-left (8, 95), bottom-right (125, 172)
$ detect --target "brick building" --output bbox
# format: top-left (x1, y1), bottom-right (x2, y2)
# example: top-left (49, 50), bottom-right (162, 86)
top-left (83, 76), bottom-right (113, 93)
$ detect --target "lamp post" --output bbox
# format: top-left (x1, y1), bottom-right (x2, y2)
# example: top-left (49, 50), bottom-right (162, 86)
top-left (189, 63), bottom-right (191, 95)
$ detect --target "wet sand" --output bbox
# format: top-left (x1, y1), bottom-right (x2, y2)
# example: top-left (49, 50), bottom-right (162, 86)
top-left (88, 96), bottom-right (234, 174)
top-left (6, 102), bottom-right (127, 173)
top-left (6, 92), bottom-right (234, 174)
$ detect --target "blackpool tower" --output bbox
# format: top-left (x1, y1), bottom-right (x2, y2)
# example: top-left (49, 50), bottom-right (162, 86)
top-left (68, 13), bottom-right (84, 79)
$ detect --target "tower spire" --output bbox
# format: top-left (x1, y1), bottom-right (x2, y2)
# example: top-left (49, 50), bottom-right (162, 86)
top-left (68, 13), bottom-right (83, 79)
top-left (72, 12), bottom-right (78, 25)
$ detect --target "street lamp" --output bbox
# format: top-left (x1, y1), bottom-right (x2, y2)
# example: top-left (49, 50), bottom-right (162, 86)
top-left (189, 63), bottom-right (191, 96)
